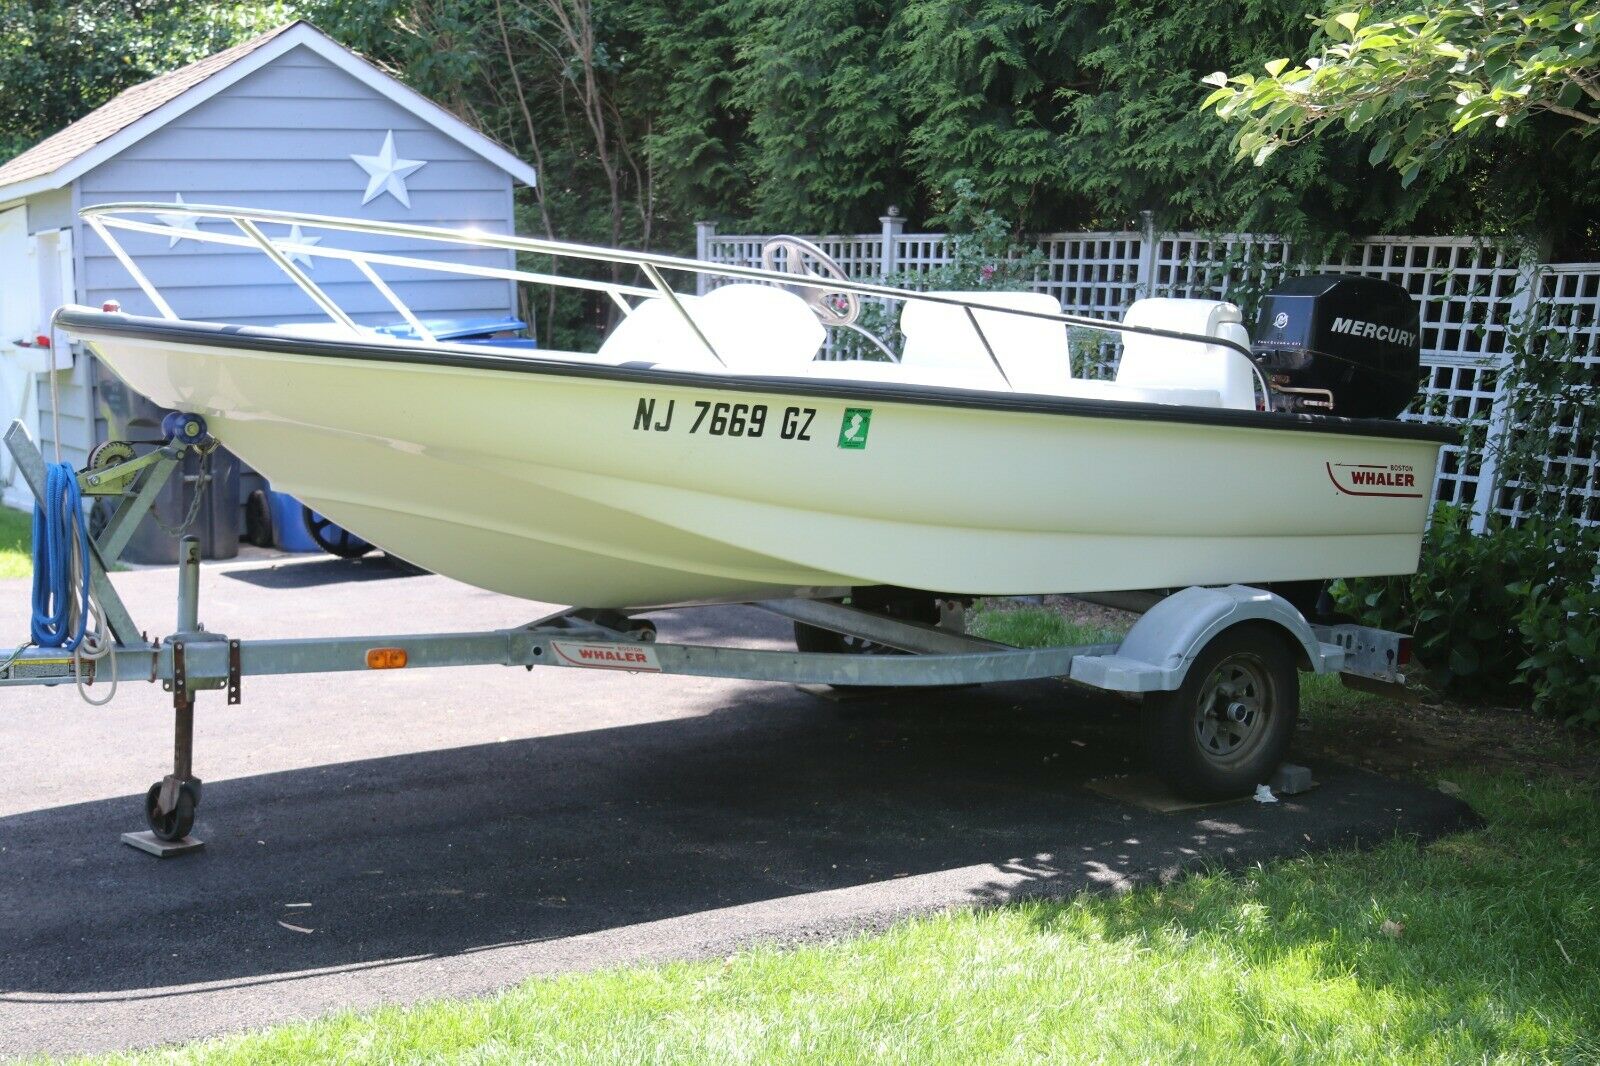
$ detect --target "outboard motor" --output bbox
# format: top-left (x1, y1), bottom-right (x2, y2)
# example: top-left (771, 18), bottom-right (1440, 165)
top-left (1251, 275), bottom-right (1422, 418)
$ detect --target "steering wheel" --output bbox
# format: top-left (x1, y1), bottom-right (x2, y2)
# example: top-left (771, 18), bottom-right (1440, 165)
top-left (760, 236), bottom-right (860, 327)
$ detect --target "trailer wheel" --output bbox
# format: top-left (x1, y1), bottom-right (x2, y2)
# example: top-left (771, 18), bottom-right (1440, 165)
top-left (1141, 626), bottom-right (1298, 800)
top-left (144, 782), bottom-right (198, 842)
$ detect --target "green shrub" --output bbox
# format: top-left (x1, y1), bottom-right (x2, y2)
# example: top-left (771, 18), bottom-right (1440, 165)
top-left (1332, 505), bottom-right (1600, 719)
top-left (1515, 583), bottom-right (1600, 728)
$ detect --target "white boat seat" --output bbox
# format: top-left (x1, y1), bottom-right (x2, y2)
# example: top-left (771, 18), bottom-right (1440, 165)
top-left (698, 284), bottom-right (825, 369)
top-left (1116, 298), bottom-right (1259, 411)
top-left (598, 294), bottom-right (719, 368)
top-left (597, 285), bottom-right (825, 370)
top-left (899, 291), bottom-right (1072, 393)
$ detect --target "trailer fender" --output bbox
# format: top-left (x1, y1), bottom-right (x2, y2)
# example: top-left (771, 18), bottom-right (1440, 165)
top-left (1068, 585), bottom-right (1342, 693)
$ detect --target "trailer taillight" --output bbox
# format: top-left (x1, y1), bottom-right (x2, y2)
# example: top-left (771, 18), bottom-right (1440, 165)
top-left (366, 647), bottom-right (407, 669)
top-left (1396, 637), bottom-right (1412, 667)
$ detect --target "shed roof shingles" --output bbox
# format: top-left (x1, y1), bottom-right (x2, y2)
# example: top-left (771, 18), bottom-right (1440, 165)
top-left (0, 22), bottom-right (298, 191)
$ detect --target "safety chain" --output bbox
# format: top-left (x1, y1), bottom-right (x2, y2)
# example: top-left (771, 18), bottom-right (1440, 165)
top-left (151, 447), bottom-right (215, 538)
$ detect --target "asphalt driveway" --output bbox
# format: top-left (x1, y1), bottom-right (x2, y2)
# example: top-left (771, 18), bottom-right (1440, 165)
top-left (0, 555), bottom-right (1474, 1057)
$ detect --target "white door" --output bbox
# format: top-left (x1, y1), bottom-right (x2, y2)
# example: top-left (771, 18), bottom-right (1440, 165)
top-left (0, 205), bottom-right (41, 508)
top-left (33, 228), bottom-right (75, 370)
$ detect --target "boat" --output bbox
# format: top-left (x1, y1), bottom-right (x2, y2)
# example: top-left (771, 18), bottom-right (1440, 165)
top-left (59, 203), bottom-right (1453, 610)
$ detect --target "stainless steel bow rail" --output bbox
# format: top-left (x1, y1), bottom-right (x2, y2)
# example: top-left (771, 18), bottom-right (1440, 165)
top-left (2, 416), bottom-right (1410, 857)
top-left (79, 201), bottom-right (1267, 381)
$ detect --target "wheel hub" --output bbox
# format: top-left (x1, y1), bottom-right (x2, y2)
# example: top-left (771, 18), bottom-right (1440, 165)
top-left (1193, 654), bottom-right (1274, 765)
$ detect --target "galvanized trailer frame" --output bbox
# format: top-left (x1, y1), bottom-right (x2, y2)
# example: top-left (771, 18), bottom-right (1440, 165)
top-left (1, 418), bottom-right (1409, 854)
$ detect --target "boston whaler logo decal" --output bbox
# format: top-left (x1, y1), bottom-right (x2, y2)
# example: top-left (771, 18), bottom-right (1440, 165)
top-left (838, 407), bottom-right (872, 449)
top-left (549, 641), bottom-right (662, 672)
top-left (1326, 462), bottom-right (1423, 498)
top-left (1329, 317), bottom-right (1416, 347)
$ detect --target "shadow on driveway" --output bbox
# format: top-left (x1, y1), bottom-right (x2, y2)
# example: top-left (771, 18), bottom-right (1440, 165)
top-left (221, 555), bottom-right (423, 590)
top-left (0, 677), bottom-right (1475, 1003)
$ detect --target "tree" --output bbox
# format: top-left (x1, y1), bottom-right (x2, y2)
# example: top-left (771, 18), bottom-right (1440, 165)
top-left (1052, 0), bottom-right (1378, 240)
top-left (10, 0), bottom-right (1599, 267)
top-left (731, 0), bottom-right (907, 233)
top-left (891, 0), bottom-right (1075, 228)
top-left (0, 1), bottom-right (294, 162)
top-left (1202, 1), bottom-right (1599, 186)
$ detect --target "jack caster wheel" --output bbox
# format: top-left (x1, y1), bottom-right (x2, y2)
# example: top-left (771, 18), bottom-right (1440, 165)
top-left (1141, 625), bottom-right (1299, 801)
top-left (144, 781), bottom-right (199, 842)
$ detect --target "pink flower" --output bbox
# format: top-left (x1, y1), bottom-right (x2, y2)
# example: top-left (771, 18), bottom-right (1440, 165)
top-left (980, 264), bottom-right (996, 282)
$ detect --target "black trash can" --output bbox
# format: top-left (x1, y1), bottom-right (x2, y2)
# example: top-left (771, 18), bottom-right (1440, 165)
top-left (94, 366), bottom-right (240, 564)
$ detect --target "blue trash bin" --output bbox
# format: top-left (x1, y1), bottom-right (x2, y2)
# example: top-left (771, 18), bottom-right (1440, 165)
top-left (372, 315), bottom-right (538, 349)
top-left (267, 490), bottom-right (320, 552)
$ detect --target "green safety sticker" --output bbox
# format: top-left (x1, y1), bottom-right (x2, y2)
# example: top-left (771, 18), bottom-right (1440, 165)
top-left (837, 408), bottom-right (872, 449)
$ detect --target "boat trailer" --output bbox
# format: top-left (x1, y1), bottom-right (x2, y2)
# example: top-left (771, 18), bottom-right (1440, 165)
top-left (1, 417), bottom-right (1411, 856)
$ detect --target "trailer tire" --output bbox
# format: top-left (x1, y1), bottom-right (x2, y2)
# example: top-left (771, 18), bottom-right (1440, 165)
top-left (1141, 625), bottom-right (1299, 800)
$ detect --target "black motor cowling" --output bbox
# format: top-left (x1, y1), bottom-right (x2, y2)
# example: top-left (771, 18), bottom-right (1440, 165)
top-left (1251, 275), bottom-right (1422, 419)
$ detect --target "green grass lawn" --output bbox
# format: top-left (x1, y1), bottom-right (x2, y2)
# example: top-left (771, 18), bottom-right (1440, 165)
top-left (57, 609), bottom-right (1600, 1065)
top-left (0, 505), bottom-right (31, 579)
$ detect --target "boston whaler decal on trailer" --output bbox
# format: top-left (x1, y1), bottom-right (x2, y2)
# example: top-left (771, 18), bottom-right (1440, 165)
top-left (549, 641), bottom-right (663, 672)
top-left (1325, 462), bottom-right (1423, 498)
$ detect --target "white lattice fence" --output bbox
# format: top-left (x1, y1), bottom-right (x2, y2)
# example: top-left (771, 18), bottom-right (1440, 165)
top-left (702, 233), bottom-right (887, 280)
top-left (697, 220), bottom-right (1600, 528)
top-left (1490, 263), bottom-right (1600, 526)
top-left (1034, 232), bottom-right (1144, 317)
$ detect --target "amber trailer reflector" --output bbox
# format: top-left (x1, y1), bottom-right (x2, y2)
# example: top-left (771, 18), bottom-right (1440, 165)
top-left (366, 647), bottom-right (408, 669)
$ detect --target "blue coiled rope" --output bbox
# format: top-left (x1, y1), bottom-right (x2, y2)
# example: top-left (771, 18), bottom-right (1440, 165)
top-left (31, 461), bottom-right (92, 650)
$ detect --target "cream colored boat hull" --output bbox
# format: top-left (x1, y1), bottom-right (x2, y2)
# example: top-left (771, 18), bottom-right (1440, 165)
top-left (73, 318), bottom-right (1446, 609)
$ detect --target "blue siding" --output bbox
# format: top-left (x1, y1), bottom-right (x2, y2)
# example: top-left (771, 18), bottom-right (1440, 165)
top-left (77, 44), bottom-right (517, 326)
top-left (41, 42), bottom-right (524, 470)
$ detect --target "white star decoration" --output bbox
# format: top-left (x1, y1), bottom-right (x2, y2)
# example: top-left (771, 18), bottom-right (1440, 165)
top-left (350, 131), bottom-right (426, 208)
top-left (274, 224), bottom-right (321, 271)
top-left (155, 193), bottom-right (201, 247)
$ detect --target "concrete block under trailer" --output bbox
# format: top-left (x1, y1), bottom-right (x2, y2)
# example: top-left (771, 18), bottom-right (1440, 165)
top-left (1, 418), bottom-right (1410, 853)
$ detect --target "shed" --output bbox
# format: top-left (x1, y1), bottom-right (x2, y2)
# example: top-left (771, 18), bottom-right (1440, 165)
top-left (0, 21), bottom-right (537, 538)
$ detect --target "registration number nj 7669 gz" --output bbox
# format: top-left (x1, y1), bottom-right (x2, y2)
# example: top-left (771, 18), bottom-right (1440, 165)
top-left (632, 397), bottom-right (817, 440)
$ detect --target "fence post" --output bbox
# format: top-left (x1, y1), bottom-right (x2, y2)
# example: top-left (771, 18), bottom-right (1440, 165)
top-left (879, 209), bottom-right (904, 278)
top-left (1468, 255), bottom-right (1542, 533)
top-left (694, 220), bottom-right (716, 295)
top-left (1134, 209), bottom-right (1159, 300)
